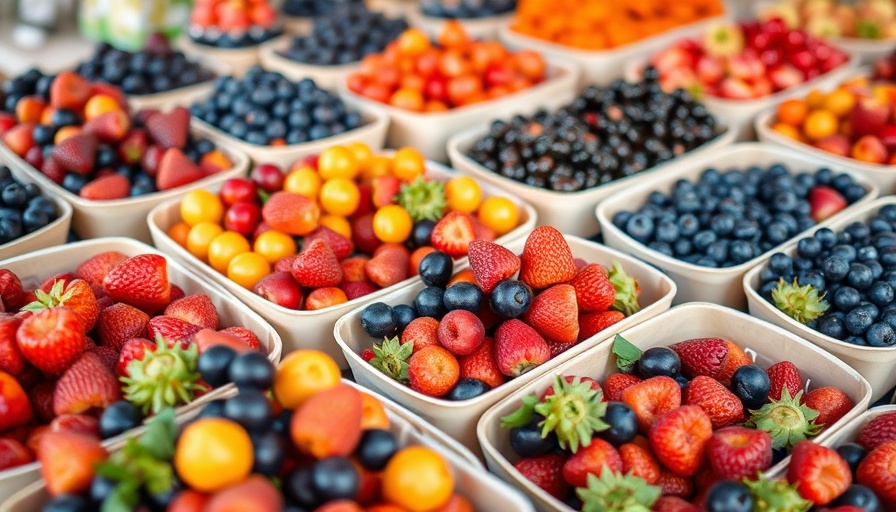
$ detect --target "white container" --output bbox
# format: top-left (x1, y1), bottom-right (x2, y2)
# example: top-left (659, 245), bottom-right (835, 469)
top-left (596, 143), bottom-right (879, 309)
top-left (337, 58), bottom-right (581, 162)
top-left (0, 381), bottom-right (535, 512)
top-left (744, 197), bottom-right (896, 403)
top-left (497, 15), bottom-right (727, 88)
top-left (407, 6), bottom-right (514, 39)
top-left (0, 237), bottom-right (283, 502)
top-left (0, 158), bottom-right (72, 262)
top-left (281, 15), bottom-right (314, 35)
top-left (176, 35), bottom-right (269, 77)
top-left (148, 157), bottom-right (538, 368)
top-left (190, 99), bottom-right (390, 169)
top-left (334, 234), bottom-right (677, 457)
top-left (477, 302), bottom-right (873, 512)
top-left (447, 123), bottom-right (738, 238)
top-left (0, 123), bottom-right (250, 243)
top-left (258, 36), bottom-right (360, 90)
top-left (127, 54), bottom-right (232, 111)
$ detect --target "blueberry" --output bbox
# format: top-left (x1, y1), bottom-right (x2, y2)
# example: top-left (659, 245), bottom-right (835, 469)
top-left (858, 245), bottom-right (879, 262)
top-left (732, 219), bottom-right (759, 240)
top-left (22, 207), bottom-right (51, 233)
top-left (768, 253), bottom-right (793, 275)
top-left (710, 213), bottom-right (735, 236)
top-left (823, 255), bottom-right (850, 282)
top-left (676, 214), bottom-right (700, 238)
top-left (509, 414), bottom-right (559, 457)
top-left (730, 365), bottom-right (770, 410)
top-left (612, 211), bottom-right (633, 230)
top-left (832, 244), bottom-right (857, 263)
top-left (845, 308), bottom-right (875, 335)
top-left (51, 108), bottom-right (79, 128)
top-left (355, 429), bottom-right (399, 471)
top-left (228, 351), bottom-right (275, 390)
top-left (837, 443), bottom-right (868, 476)
top-left (490, 280), bottom-right (533, 319)
top-left (797, 237), bottom-right (822, 259)
top-left (834, 287), bottom-right (861, 311)
top-left (706, 239), bottom-right (730, 264)
top-left (655, 220), bottom-right (679, 243)
top-left (765, 222), bottom-right (790, 245)
top-left (868, 281), bottom-right (894, 307)
top-left (831, 484), bottom-right (882, 512)
top-left (360, 302), bottom-right (397, 338)
top-left (198, 399), bottom-right (226, 419)
top-left (693, 230), bottom-right (717, 251)
top-left (62, 172), bottom-right (87, 194)
top-left (625, 213), bottom-right (655, 243)
top-left (445, 377), bottom-right (491, 400)
top-left (848, 263), bottom-right (874, 290)
top-left (414, 286), bottom-right (446, 319)
top-left (817, 315), bottom-right (846, 340)
top-left (411, 219), bottom-right (436, 248)
top-left (198, 344), bottom-right (237, 388)
top-left (311, 456), bottom-right (359, 502)
top-left (599, 402), bottom-right (638, 446)
top-left (223, 389), bottom-right (273, 431)
top-left (637, 347), bottom-right (681, 379)
top-left (392, 304), bottom-right (416, 333)
top-left (43, 494), bottom-right (91, 512)
top-left (89, 475), bottom-right (116, 503)
top-left (418, 251), bottom-right (453, 287)
top-left (251, 430), bottom-right (286, 476)
top-left (729, 240), bottom-right (754, 264)
top-left (705, 480), bottom-right (753, 512)
top-left (98, 400), bottom-right (143, 439)
top-left (866, 322), bottom-right (896, 347)
top-left (442, 282), bottom-right (483, 313)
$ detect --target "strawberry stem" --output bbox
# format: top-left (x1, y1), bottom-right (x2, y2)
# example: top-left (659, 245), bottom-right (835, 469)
top-left (608, 261), bottom-right (640, 317)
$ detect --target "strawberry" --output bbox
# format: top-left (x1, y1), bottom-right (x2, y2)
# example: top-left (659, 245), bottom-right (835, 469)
top-left (809, 185), bottom-right (848, 222)
top-left (514, 454), bottom-right (568, 500)
top-left (118, 129), bottom-right (149, 165)
top-left (0, 371), bottom-right (33, 430)
top-left (706, 426), bottom-right (772, 481)
top-left (430, 211), bottom-right (477, 258)
top-left (341, 280), bottom-right (378, 301)
top-left (262, 192), bottom-right (320, 236)
top-left (653, 496), bottom-right (701, 512)
top-left (548, 339), bottom-right (577, 359)
top-left (351, 212), bottom-right (379, 255)
top-left (89, 345), bottom-right (119, 372)
top-left (523, 283), bottom-right (579, 343)
top-left (41, 156), bottom-right (66, 184)
top-left (156, 148), bottom-right (205, 191)
top-left (562, 437), bottom-right (623, 487)
top-left (291, 238), bottom-right (344, 288)
top-left (22, 278), bottom-right (99, 331)
top-left (858, 412), bottom-right (896, 450)
top-left (458, 336), bottom-right (506, 389)
top-left (75, 251), bottom-right (128, 294)
top-left (79, 173), bottom-right (130, 200)
top-left (494, 319), bottom-right (550, 377)
top-left (619, 442), bottom-right (661, 484)
top-left (117, 337), bottom-right (155, 377)
top-left (0, 269), bottom-right (26, 310)
top-left (53, 351), bottom-right (122, 415)
top-left (0, 315), bottom-right (25, 375)
top-left (164, 293), bottom-right (219, 330)
top-left (361, 349), bottom-right (375, 361)
top-left (82, 110), bottom-right (131, 143)
top-left (788, 440), bottom-right (852, 505)
top-left (364, 243), bottom-right (409, 288)
top-left (96, 302), bottom-right (149, 350)
top-left (603, 373), bottom-right (641, 401)
top-left (684, 375), bottom-right (744, 429)
top-left (802, 386), bottom-right (853, 428)
top-left (718, 340), bottom-right (752, 384)
top-left (766, 360), bottom-right (802, 401)
top-left (39, 430), bottom-right (108, 496)
top-left (145, 107), bottom-right (190, 149)
top-left (193, 329), bottom-right (252, 354)
top-left (147, 316), bottom-right (201, 348)
top-left (218, 326), bottom-right (260, 350)
top-left (570, 264), bottom-right (616, 312)
top-left (670, 337), bottom-right (748, 382)
top-left (400, 316), bottom-right (440, 353)
top-left (141, 144), bottom-right (165, 177)
top-left (340, 256), bottom-right (370, 282)
top-left (620, 376), bottom-right (681, 432)
top-left (103, 253), bottom-right (171, 314)
top-left (0, 438), bottom-right (32, 471)
top-left (578, 310), bottom-right (625, 342)
top-left (305, 226), bottom-right (354, 261)
top-left (518, 226), bottom-right (578, 290)
top-left (51, 132), bottom-right (98, 175)
top-left (16, 307), bottom-right (87, 375)
top-left (467, 240), bottom-right (520, 294)
top-left (39, 273), bottom-right (77, 293)
top-left (856, 440), bottom-right (896, 507)
top-left (274, 254), bottom-right (300, 273)
top-left (290, 383), bottom-right (363, 458)
top-left (28, 380), bottom-right (56, 423)
top-left (657, 469), bottom-right (695, 499)
top-left (49, 72), bottom-right (91, 111)
top-left (541, 375), bottom-right (601, 400)
top-left (50, 414), bottom-right (100, 437)
top-left (407, 345), bottom-right (459, 397)
top-left (649, 405), bottom-right (713, 477)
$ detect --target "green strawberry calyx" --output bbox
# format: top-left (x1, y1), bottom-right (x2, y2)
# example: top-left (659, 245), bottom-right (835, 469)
top-left (608, 261), bottom-right (640, 317)
top-left (369, 336), bottom-right (412, 384)
top-left (120, 335), bottom-right (205, 415)
top-left (743, 473), bottom-right (812, 512)
top-left (577, 467), bottom-right (661, 512)
top-left (396, 176), bottom-right (446, 222)
top-left (21, 279), bottom-right (75, 313)
top-left (745, 386), bottom-right (822, 451)
top-left (772, 278), bottom-right (829, 325)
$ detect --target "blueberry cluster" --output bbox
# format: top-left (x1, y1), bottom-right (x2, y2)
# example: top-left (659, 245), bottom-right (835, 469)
top-left (281, 0), bottom-right (362, 17)
top-left (465, 68), bottom-right (722, 193)
top-left (612, 165), bottom-right (865, 268)
top-left (759, 205), bottom-right (896, 347)
top-left (2, 68), bottom-right (52, 113)
top-left (189, 67), bottom-right (363, 145)
top-left (421, 0), bottom-right (517, 18)
top-left (188, 25), bottom-right (282, 49)
top-left (279, 5), bottom-right (408, 65)
top-left (0, 167), bottom-right (59, 244)
top-left (75, 43), bottom-right (216, 96)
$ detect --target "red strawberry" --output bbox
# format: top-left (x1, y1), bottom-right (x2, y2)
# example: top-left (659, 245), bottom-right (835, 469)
top-left (274, 254), bottom-right (300, 273)
top-left (430, 211), bottom-right (476, 258)
top-left (548, 339), bottom-right (577, 358)
top-left (305, 226), bottom-right (354, 261)
top-left (458, 336), bottom-right (505, 388)
top-left (0, 371), bottom-right (32, 430)
top-left (578, 310), bottom-right (625, 342)
top-left (51, 132), bottom-right (98, 174)
top-left (156, 148), bottom-right (205, 191)
top-left (103, 254), bottom-right (171, 314)
top-left (361, 349), bottom-right (375, 361)
top-left (649, 405), bottom-right (713, 477)
top-left (514, 454), bottom-right (569, 500)
top-left (802, 386), bottom-right (853, 428)
top-left (364, 243), bottom-right (409, 288)
top-left (657, 470), bottom-right (695, 499)
top-left (53, 351), bottom-right (121, 415)
top-left (16, 307), bottom-right (87, 375)
top-left (766, 360), bottom-right (803, 401)
top-left (89, 345), bottom-right (119, 372)
top-left (541, 375), bottom-right (601, 400)
top-left (170, 285), bottom-right (185, 302)
top-left (603, 373), bottom-right (641, 402)
top-left (218, 326), bottom-right (260, 350)
top-left (118, 128), bottom-right (148, 165)
top-left (0, 270), bottom-right (26, 310)
top-left (562, 437), bottom-right (623, 487)
top-left (858, 411), bottom-right (896, 450)
top-left (28, 380), bottom-right (56, 423)
top-left (340, 256), bottom-right (370, 282)
top-left (41, 156), bottom-right (66, 184)
top-left (718, 340), bottom-right (752, 384)
top-left (620, 376), bottom-right (681, 432)
top-left (117, 337), bottom-right (155, 377)
top-left (50, 414), bottom-right (100, 437)
top-left (83, 110), bottom-right (131, 143)
top-left (145, 107), bottom-right (190, 149)
top-left (1, 122), bottom-right (35, 158)
top-left (0, 315), bottom-right (25, 375)
top-left (705, 426), bottom-right (772, 480)
top-left (400, 316), bottom-right (440, 353)
top-left (671, 337), bottom-right (748, 382)
top-left (570, 264), bottom-right (616, 312)
top-left (164, 293), bottom-right (219, 330)
top-left (809, 185), bottom-right (847, 222)
top-left (467, 240), bottom-right (520, 294)
top-left (96, 302), bottom-right (149, 350)
top-left (518, 226), bottom-right (577, 290)
top-left (407, 346), bottom-right (459, 397)
top-left (39, 430), bottom-right (108, 496)
top-left (147, 316), bottom-right (201, 348)
top-left (619, 442), bottom-right (661, 484)
top-left (39, 273), bottom-right (77, 293)
top-left (141, 144), bottom-right (165, 177)
top-left (856, 440), bottom-right (896, 507)
top-left (788, 440), bottom-right (852, 505)
top-left (193, 329), bottom-right (252, 354)
top-left (291, 238), bottom-right (344, 288)
top-left (340, 280), bottom-right (377, 301)
top-left (522, 283), bottom-right (578, 343)
top-left (24, 278), bottom-right (99, 332)
top-left (494, 319), bottom-right (550, 377)
top-left (351, 212), bottom-right (379, 255)
top-left (76, 251), bottom-right (128, 294)
top-left (684, 375), bottom-right (744, 429)
top-left (0, 438), bottom-right (32, 471)
top-left (653, 496), bottom-right (701, 512)
top-left (49, 72), bottom-right (91, 110)
top-left (79, 174), bottom-right (130, 200)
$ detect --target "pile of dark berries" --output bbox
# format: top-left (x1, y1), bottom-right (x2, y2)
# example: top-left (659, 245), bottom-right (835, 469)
top-left (0, 166), bottom-right (59, 244)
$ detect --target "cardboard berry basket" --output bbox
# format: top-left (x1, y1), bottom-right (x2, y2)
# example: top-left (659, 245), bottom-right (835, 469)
top-left (0, 157), bottom-right (72, 262)
top-left (0, 123), bottom-right (250, 243)
top-left (336, 58), bottom-right (580, 162)
top-left (497, 15), bottom-right (726, 88)
top-left (0, 237), bottom-right (282, 502)
top-left (126, 54), bottom-right (233, 112)
top-left (596, 143), bottom-right (879, 309)
top-left (477, 302), bottom-right (873, 512)
top-left (744, 197), bottom-right (896, 402)
top-left (333, 234), bottom-right (677, 457)
top-left (0, 380), bottom-right (536, 512)
top-left (407, 6), bottom-right (514, 40)
top-left (147, 157), bottom-right (538, 368)
top-left (258, 37), bottom-right (360, 90)
top-left (447, 122), bottom-right (738, 238)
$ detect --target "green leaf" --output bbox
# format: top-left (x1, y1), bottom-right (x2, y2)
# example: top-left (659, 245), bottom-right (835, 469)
top-left (139, 408), bottom-right (177, 461)
top-left (612, 335), bottom-right (641, 373)
top-left (101, 479), bottom-right (140, 512)
top-left (257, 189), bottom-right (271, 204)
top-left (500, 394), bottom-right (539, 429)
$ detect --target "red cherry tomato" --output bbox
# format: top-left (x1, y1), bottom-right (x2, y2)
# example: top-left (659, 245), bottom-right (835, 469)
top-left (447, 75), bottom-right (483, 107)
top-left (220, 179), bottom-right (257, 207)
top-left (224, 202), bottom-right (262, 237)
top-left (424, 76), bottom-right (448, 102)
top-left (438, 51), bottom-right (471, 78)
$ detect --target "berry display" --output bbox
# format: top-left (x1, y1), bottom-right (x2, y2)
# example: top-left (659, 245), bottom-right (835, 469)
top-left (611, 163), bottom-right (866, 268)
top-left (465, 74), bottom-right (723, 192)
top-left (0, 166), bottom-right (60, 245)
top-left (421, 0), bottom-right (517, 18)
top-left (280, 0), bottom-right (362, 17)
top-left (759, 203), bottom-right (896, 348)
top-left (75, 35), bottom-right (216, 96)
top-left (279, 4), bottom-right (408, 66)
top-left (188, 0), bottom-right (282, 48)
top-left (760, 0), bottom-right (896, 40)
top-left (190, 67), bottom-right (363, 146)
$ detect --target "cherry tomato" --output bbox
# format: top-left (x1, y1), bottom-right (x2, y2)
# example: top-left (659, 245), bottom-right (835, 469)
top-left (484, 63), bottom-right (513, 88)
top-left (283, 167), bottom-right (321, 199)
top-left (319, 214), bottom-right (352, 240)
top-left (219, 178), bottom-right (257, 207)
top-left (227, 252), bottom-right (271, 289)
top-left (391, 147), bottom-right (426, 182)
top-left (346, 73), bottom-right (368, 94)
top-left (390, 88), bottom-right (425, 112)
top-left (373, 205), bottom-right (413, 243)
top-left (273, 350), bottom-right (341, 409)
top-left (175, 418), bottom-right (253, 492)
top-left (186, 222), bottom-right (224, 262)
top-left (438, 20), bottom-right (469, 51)
top-left (396, 29), bottom-right (431, 57)
top-left (514, 50), bottom-right (546, 80)
top-left (383, 447), bottom-right (454, 511)
top-left (361, 83), bottom-right (392, 104)
top-left (416, 49), bottom-right (441, 78)
top-left (253, 230), bottom-right (297, 264)
top-left (447, 75), bottom-right (483, 108)
top-left (319, 178), bottom-right (361, 217)
top-left (424, 76), bottom-right (449, 103)
top-left (478, 196), bottom-right (519, 236)
top-left (208, 231), bottom-right (251, 274)
top-left (346, 142), bottom-right (373, 173)
top-left (180, 190), bottom-right (223, 227)
top-left (438, 50), bottom-right (471, 78)
top-left (373, 65), bottom-right (401, 89)
top-left (318, 146), bottom-right (359, 180)
top-left (250, 164), bottom-right (285, 193)
top-left (167, 222), bottom-right (191, 248)
top-left (400, 74), bottom-right (425, 92)
top-left (223, 202), bottom-right (262, 237)
top-left (444, 176), bottom-right (481, 214)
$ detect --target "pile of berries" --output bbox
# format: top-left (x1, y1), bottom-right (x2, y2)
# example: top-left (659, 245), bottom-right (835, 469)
top-left (0, 166), bottom-right (60, 245)
top-left (421, 0), bottom-right (517, 18)
top-left (280, 0), bottom-right (362, 17)
top-left (188, 0), bottom-right (281, 48)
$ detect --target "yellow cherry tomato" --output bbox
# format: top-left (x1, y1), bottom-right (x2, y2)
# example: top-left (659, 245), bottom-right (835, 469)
top-left (167, 221), bottom-right (191, 248)
top-left (373, 205), bottom-right (413, 243)
top-left (391, 147), bottom-right (426, 182)
top-left (363, 155), bottom-right (393, 181)
top-left (227, 252), bottom-right (271, 289)
top-left (253, 230), bottom-right (297, 264)
top-left (208, 231), bottom-right (251, 274)
top-left (319, 178), bottom-right (361, 217)
top-left (283, 166), bottom-right (322, 199)
top-left (318, 146), bottom-right (359, 180)
top-left (273, 350), bottom-right (341, 409)
top-left (319, 214), bottom-right (352, 240)
top-left (382, 446), bottom-right (454, 511)
top-left (180, 190), bottom-right (224, 227)
top-left (478, 196), bottom-right (520, 236)
top-left (175, 418), bottom-right (253, 492)
top-left (346, 142), bottom-right (373, 172)
top-left (444, 176), bottom-right (482, 213)
top-left (186, 222), bottom-right (224, 262)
